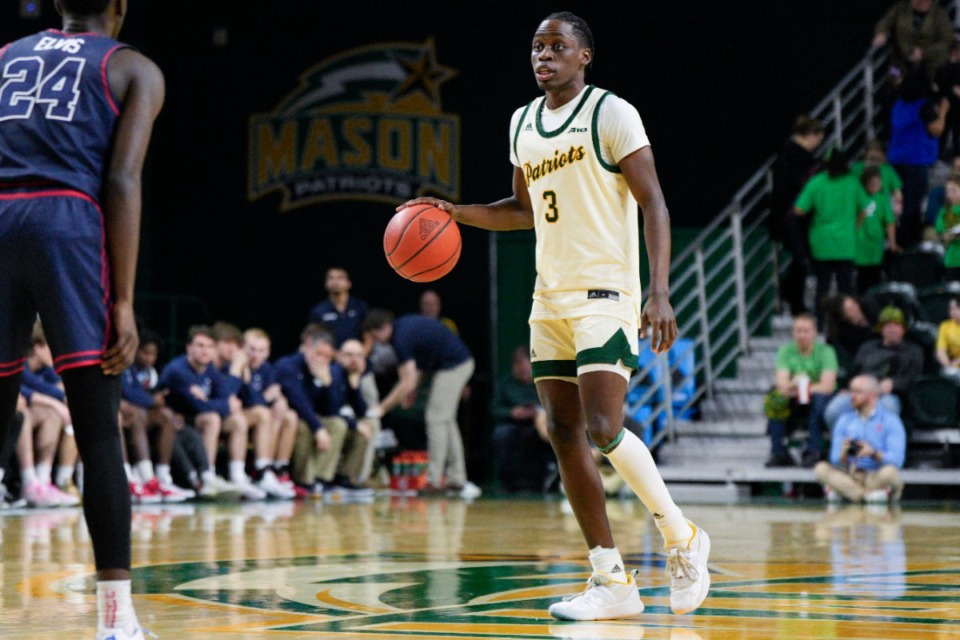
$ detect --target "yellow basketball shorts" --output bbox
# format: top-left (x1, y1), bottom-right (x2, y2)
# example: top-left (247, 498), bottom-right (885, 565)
top-left (529, 313), bottom-right (639, 383)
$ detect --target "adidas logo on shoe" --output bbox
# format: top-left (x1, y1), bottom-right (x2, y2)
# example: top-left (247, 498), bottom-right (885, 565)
top-left (610, 564), bottom-right (623, 573)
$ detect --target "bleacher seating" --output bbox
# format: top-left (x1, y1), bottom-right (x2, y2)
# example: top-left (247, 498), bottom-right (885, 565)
top-left (885, 243), bottom-right (945, 290)
top-left (907, 321), bottom-right (941, 375)
top-left (917, 281), bottom-right (960, 324)
top-left (861, 282), bottom-right (921, 325)
top-left (904, 374), bottom-right (960, 467)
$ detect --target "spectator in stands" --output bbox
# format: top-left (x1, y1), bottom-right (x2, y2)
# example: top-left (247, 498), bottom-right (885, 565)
top-left (365, 309), bottom-right (480, 498)
top-left (795, 146), bottom-right (872, 324)
top-left (764, 314), bottom-right (838, 468)
top-left (936, 40), bottom-right (960, 159)
top-left (308, 267), bottom-right (369, 347)
top-left (814, 375), bottom-right (905, 504)
top-left (159, 325), bottom-right (260, 499)
top-left (886, 69), bottom-right (950, 248)
top-left (212, 322), bottom-right (286, 499)
top-left (857, 167), bottom-right (900, 294)
top-left (274, 324), bottom-right (357, 495)
top-left (420, 289), bottom-right (459, 335)
top-left (934, 173), bottom-right (960, 280)
top-left (825, 306), bottom-right (924, 428)
top-left (243, 328), bottom-right (299, 496)
top-left (851, 140), bottom-right (904, 215)
top-left (872, 0), bottom-right (954, 78)
top-left (327, 339), bottom-right (377, 496)
top-left (823, 295), bottom-right (876, 357)
top-left (924, 155), bottom-right (960, 227)
top-left (935, 296), bottom-right (960, 371)
top-left (491, 346), bottom-right (554, 493)
top-left (770, 114), bottom-right (825, 314)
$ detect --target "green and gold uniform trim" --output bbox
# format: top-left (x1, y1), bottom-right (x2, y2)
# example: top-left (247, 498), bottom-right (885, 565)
top-left (531, 329), bottom-right (638, 379)
top-left (531, 359), bottom-right (578, 379)
top-left (592, 91), bottom-right (621, 174)
top-left (512, 101), bottom-right (535, 165)
top-left (535, 85), bottom-right (596, 137)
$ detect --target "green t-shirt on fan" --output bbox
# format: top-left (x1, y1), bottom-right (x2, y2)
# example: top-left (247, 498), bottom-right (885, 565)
top-left (936, 204), bottom-right (960, 268)
top-left (856, 192), bottom-right (895, 266)
top-left (850, 161), bottom-right (903, 195)
top-left (795, 172), bottom-right (871, 261)
top-left (774, 341), bottom-right (838, 382)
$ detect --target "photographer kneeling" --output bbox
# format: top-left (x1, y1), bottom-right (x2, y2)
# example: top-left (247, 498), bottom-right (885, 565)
top-left (814, 374), bottom-right (905, 505)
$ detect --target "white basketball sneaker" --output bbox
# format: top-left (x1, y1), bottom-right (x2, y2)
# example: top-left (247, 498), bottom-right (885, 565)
top-left (666, 521), bottom-right (711, 615)
top-left (548, 569), bottom-right (644, 621)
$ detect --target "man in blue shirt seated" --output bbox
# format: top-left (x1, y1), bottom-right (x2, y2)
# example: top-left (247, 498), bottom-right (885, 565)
top-left (275, 323), bottom-right (366, 494)
top-left (211, 322), bottom-right (291, 499)
top-left (243, 328), bottom-right (301, 496)
top-left (814, 374), bottom-right (906, 505)
top-left (308, 267), bottom-right (369, 347)
top-left (158, 325), bottom-right (260, 499)
top-left (364, 309), bottom-right (480, 498)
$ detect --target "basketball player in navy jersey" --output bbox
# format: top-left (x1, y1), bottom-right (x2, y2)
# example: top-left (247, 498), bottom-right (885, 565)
top-left (0, 1), bottom-right (164, 638)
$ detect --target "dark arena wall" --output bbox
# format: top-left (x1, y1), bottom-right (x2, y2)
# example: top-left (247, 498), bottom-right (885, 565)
top-left (0, 1), bottom-right (891, 366)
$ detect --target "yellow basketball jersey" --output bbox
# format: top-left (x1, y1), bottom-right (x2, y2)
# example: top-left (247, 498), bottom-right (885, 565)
top-left (511, 85), bottom-right (648, 321)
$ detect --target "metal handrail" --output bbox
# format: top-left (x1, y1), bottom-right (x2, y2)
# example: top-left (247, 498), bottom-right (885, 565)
top-left (625, 28), bottom-right (919, 442)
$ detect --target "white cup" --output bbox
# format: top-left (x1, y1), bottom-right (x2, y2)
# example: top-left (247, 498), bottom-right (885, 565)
top-left (796, 374), bottom-right (810, 405)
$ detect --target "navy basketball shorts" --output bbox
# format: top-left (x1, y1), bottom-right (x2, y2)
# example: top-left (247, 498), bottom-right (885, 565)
top-left (0, 189), bottom-right (112, 378)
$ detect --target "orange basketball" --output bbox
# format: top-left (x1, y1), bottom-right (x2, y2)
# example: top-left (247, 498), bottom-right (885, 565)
top-left (384, 204), bottom-right (461, 282)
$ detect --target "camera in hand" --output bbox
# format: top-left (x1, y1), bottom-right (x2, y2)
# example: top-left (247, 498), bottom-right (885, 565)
top-left (849, 439), bottom-right (863, 453)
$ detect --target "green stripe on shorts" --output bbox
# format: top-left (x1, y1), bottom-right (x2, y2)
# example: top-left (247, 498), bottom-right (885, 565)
top-left (576, 328), bottom-right (639, 371)
top-left (531, 360), bottom-right (578, 379)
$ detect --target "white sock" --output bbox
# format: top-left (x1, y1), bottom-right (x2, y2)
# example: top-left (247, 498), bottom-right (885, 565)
top-left (56, 465), bottom-right (74, 487)
top-left (96, 579), bottom-right (138, 632)
top-left (603, 428), bottom-right (694, 548)
top-left (22, 467), bottom-right (38, 486)
top-left (201, 469), bottom-right (217, 484)
top-left (136, 460), bottom-right (155, 483)
top-left (156, 464), bottom-right (173, 485)
top-left (124, 463), bottom-right (134, 482)
top-left (229, 461), bottom-right (247, 484)
top-left (588, 546), bottom-right (627, 578)
top-left (255, 458), bottom-right (273, 471)
top-left (36, 462), bottom-right (52, 484)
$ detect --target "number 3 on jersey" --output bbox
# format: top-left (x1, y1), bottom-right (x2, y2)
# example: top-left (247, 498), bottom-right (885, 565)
top-left (543, 190), bottom-right (559, 223)
top-left (0, 56), bottom-right (86, 122)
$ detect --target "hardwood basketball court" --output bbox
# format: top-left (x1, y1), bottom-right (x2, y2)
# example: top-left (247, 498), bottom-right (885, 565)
top-left (1, 498), bottom-right (958, 639)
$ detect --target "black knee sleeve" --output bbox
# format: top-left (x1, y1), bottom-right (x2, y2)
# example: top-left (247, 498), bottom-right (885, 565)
top-left (0, 373), bottom-right (24, 472)
top-left (60, 366), bottom-right (130, 572)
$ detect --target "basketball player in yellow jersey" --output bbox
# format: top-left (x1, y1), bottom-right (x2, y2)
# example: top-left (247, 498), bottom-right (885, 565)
top-left (398, 12), bottom-right (710, 621)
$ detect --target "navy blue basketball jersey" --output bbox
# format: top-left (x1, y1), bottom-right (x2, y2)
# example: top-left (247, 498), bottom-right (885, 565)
top-left (0, 30), bottom-right (130, 201)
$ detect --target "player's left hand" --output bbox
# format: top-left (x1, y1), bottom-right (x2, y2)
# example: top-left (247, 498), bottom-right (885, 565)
top-left (102, 300), bottom-right (139, 375)
top-left (641, 293), bottom-right (677, 354)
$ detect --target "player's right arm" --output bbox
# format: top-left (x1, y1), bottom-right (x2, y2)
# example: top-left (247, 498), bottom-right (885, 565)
top-left (100, 50), bottom-right (166, 375)
top-left (397, 167), bottom-right (534, 231)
